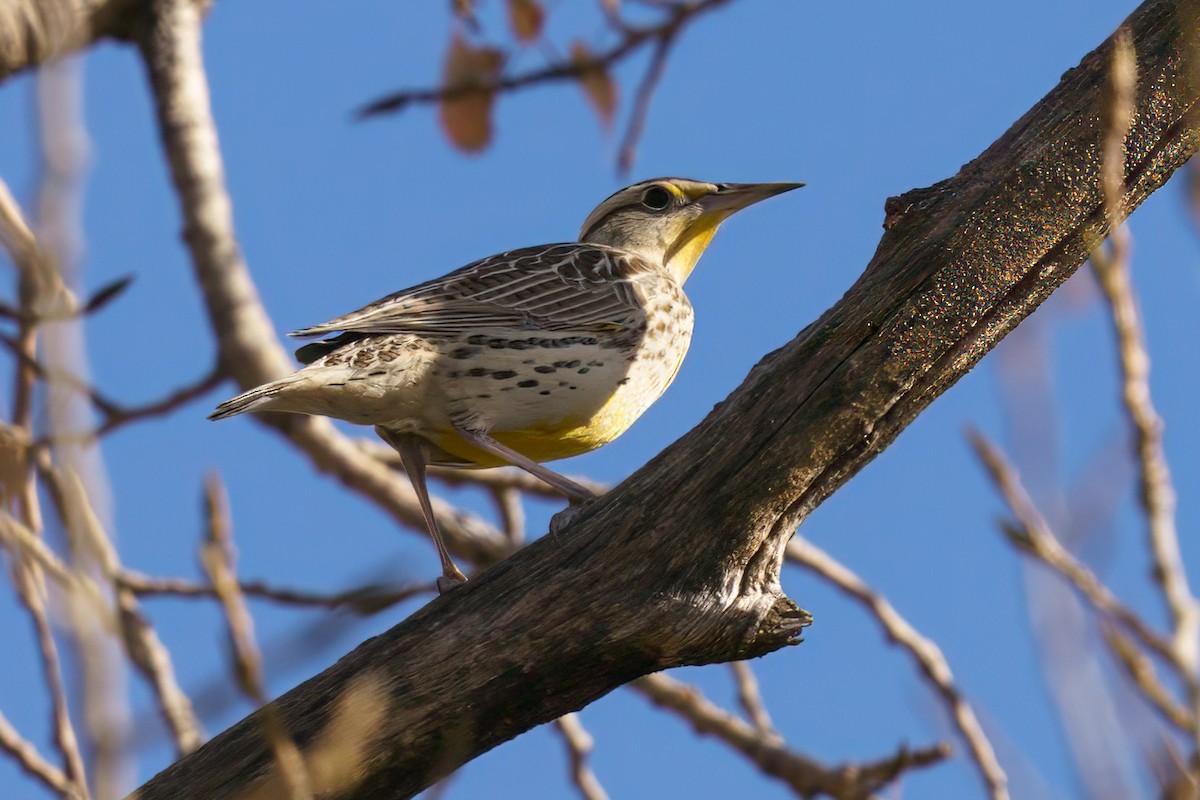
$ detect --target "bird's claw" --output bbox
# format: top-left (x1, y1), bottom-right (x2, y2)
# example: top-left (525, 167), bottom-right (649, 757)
top-left (550, 504), bottom-right (583, 538)
top-left (436, 573), bottom-right (468, 594)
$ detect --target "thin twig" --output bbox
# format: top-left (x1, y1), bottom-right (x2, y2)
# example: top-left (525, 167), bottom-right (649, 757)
top-left (92, 362), bottom-right (225, 438)
top-left (1103, 623), bottom-right (1196, 734)
top-left (1093, 26), bottom-right (1198, 679)
top-left (0, 507), bottom-right (118, 617)
top-left (136, 4), bottom-right (512, 571)
top-left (356, 0), bottom-right (732, 119)
top-left (11, 565), bottom-right (91, 799)
top-left (491, 486), bottom-right (525, 545)
top-left (0, 709), bottom-right (72, 797)
top-left (553, 714), bottom-right (608, 800)
top-left (201, 472), bottom-right (311, 800)
top-left (729, 662), bottom-right (775, 736)
top-left (119, 568), bottom-right (433, 615)
top-left (787, 538), bottom-right (1009, 800)
top-left (632, 672), bottom-right (949, 798)
top-left (616, 34), bottom-right (674, 175)
top-left (1, 494), bottom-right (206, 762)
top-left (0, 509), bottom-right (78, 588)
top-left (0, 173), bottom-right (90, 799)
top-left (38, 462), bottom-right (203, 755)
top-left (0, 179), bottom-right (42, 276)
top-left (968, 428), bottom-right (1185, 672)
top-left (0, 334), bottom-right (224, 445)
top-left (0, 175), bottom-right (55, 535)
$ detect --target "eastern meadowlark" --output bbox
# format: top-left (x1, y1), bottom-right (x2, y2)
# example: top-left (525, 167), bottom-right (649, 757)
top-left (210, 178), bottom-right (801, 591)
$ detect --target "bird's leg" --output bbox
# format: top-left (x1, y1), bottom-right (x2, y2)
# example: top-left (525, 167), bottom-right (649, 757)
top-left (455, 427), bottom-right (596, 503)
top-left (378, 428), bottom-right (468, 593)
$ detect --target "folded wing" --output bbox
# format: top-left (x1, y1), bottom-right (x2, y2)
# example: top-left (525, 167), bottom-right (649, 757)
top-left (291, 244), bottom-right (655, 342)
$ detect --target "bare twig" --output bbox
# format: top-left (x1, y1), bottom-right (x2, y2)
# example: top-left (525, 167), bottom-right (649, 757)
top-left (356, 0), bottom-right (732, 119)
top-left (0, 709), bottom-right (72, 797)
top-left (0, 508), bottom-right (123, 624)
top-left (632, 672), bottom-right (949, 798)
top-left (787, 538), bottom-right (1009, 800)
top-left (119, 568), bottom-right (433, 615)
top-left (10, 565), bottom-right (91, 799)
top-left (729, 662), bottom-right (775, 736)
top-left (972, 423), bottom-right (1200, 781)
top-left (0, 509), bottom-right (77, 587)
top-left (38, 462), bottom-right (202, 755)
top-left (0, 179), bottom-right (42, 275)
top-left (1103, 624), bottom-right (1196, 734)
top-left (0, 173), bottom-right (90, 799)
top-left (0, 175), bottom-right (58, 535)
top-left (201, 473), bottom-right (311, 800)
top-left (1093, 26), bottom-right (1198, 678)
top-left (553, 714), bottom-right (608, 800)
top-left (616, 34), bottom-right (674, 175)
top-left (135, 4), bottom-right (512, 572)
top-left (91, 362), bottom-right (224, 439)
top-left (491, 486), bottom-right (525, 545)
top-left (969, 428), bottom-right (1184, 672)
top-left (0, 335), bottom-right (223, 445)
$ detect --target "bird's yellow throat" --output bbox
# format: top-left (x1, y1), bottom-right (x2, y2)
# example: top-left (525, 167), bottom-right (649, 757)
top-left (665, 214), bottom-right (725, 283)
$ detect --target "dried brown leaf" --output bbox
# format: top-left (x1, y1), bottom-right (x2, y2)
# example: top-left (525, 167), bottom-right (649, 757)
top-left (571, 41), bottom-right (617, 128)
top-left (439, 34), bottom-right (506, 153)
top-left (452, 0), bottom-right (478, 26)
top-left (507, 0), bottom-right (544, 44)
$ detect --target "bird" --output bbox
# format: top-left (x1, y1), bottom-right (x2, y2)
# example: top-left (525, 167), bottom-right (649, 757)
top-left (209, 178), bottom-right (801, 592)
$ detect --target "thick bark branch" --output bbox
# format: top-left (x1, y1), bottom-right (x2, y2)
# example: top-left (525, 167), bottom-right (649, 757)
top-left (0, 0), bottom-right (148, 82)
top-left (132, 0), bottom-right (1200, 797)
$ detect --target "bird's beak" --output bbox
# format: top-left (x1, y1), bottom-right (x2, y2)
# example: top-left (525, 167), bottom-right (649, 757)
top-left (696, 181), bottom-right (805, 218)
top-left (664, 182), bottom-right (803, 282)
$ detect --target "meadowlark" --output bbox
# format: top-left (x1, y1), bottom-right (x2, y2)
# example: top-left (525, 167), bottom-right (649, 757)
top-left (210, 178), bottom-right (801, 591)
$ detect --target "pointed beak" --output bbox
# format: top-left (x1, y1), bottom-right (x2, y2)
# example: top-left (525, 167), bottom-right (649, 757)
top-left (697, 181), bottom-right (804, 217)
top-left (663, 181), bottom-right (804, 280)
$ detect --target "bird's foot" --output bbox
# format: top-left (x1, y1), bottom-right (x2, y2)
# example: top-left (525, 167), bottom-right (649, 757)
top-left (437, 572), bottom-right (468, 594)
top-left (549, 504), bottom-right (584, 539)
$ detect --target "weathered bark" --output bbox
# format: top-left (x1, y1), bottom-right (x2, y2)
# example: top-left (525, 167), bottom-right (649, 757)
top-left (0, 0), bottom-right (151, 82)
top-left (130, 0), bottom-right (1200, 798)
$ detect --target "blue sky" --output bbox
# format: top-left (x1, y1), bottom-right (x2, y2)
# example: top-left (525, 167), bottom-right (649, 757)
top-left (2, 0), bottom-right (1197, 797)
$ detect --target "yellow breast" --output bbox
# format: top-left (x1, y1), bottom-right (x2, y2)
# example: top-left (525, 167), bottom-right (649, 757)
top-left (426, 327), bottom-right (692, 467)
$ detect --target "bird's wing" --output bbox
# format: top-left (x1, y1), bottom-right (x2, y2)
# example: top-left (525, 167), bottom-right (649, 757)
top-left (290, 244), bottom-right (658, 339)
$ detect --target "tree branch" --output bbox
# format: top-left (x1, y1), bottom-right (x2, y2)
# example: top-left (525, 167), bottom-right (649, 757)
top-left (0, 709), bottom-right (72, 797)
top-left (0, 0), bottom-right (146, 83)
top-left (552, 714), bottom-right (607, 800)
top-left (968, 428), bottom-right (1186, 676)
top-left (354, 0), bottom-right (730, 119)
top-left (788, 538), bottom-right (1008, 800)
top-left (133, 0), bottom-right (512, 571)
top-left (633, 672), bottom-right (948, 799)
top-left (133, 1), bottom-right (1200, 797)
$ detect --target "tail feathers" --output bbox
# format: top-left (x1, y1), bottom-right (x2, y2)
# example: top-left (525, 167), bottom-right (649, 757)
top-left (209, 383), bottom-right (285, 421)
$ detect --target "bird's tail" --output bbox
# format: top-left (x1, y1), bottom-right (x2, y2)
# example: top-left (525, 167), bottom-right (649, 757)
top-left (209, 380), bottom-right (290, 421)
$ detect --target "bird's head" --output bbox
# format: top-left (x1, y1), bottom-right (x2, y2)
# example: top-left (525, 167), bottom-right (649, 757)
top-left (578, 178), bottom-right (802, 283)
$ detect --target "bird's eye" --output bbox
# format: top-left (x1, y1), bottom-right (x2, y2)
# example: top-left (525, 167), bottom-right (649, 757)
top-left (641, 186), bottom-right (671, 211)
